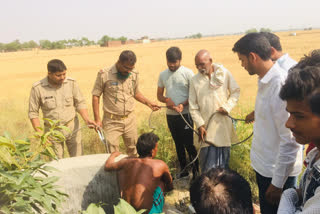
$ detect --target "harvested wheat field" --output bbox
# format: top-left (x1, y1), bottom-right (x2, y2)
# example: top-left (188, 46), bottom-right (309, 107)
top-left (0, 30), bottom-right (319, 138)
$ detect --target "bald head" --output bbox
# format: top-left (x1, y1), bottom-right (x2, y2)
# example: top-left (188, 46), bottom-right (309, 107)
top-left (195, 49), bottom-right (213, 75)
top-left (195, 49), bottom-right (211, 60)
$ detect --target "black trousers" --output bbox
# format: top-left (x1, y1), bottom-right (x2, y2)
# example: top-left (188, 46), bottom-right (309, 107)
top-left (166, 113), bottom-right (199, 175)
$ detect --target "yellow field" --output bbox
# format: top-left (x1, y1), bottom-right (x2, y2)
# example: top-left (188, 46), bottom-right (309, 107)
top-left (1, 30), bottom-right (320, 138)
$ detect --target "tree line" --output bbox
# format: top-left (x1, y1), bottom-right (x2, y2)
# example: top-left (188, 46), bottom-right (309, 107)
top-left (0, 35), bottom-right (128, 52)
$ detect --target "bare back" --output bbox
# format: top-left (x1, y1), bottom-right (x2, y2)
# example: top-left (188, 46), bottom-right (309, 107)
top-left (117, 157), bottom-right (171, 211)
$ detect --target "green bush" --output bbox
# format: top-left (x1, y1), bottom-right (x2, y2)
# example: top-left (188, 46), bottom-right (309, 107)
top-left (0, 119), bottom-right (68, 213)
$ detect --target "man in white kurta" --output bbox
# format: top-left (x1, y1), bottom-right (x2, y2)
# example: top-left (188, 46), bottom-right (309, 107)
top-left (189, 50), bottom-right (240, 172)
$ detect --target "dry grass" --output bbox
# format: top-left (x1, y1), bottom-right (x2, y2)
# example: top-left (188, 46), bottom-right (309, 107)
top-left (1, 29), bottom-right (320, 139)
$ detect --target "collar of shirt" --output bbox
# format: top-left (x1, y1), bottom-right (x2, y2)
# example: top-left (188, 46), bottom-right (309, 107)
top-left (41, 76), bottom-right (68, 87)
top-left (259, 63), bottom-right (283, 84)
top-left (277, 53), bottom-right (289, 65)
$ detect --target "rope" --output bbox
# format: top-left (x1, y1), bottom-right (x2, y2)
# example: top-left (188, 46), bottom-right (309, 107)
top-left (148, 107), bottom-right (253, 179)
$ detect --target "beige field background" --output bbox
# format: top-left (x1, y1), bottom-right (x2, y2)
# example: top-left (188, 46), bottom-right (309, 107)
top-left (1, 30), bottom-right (320, 139)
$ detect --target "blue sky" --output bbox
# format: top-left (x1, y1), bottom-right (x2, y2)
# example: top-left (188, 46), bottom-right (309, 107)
top-left (1, 0), bottom-right (319, 43)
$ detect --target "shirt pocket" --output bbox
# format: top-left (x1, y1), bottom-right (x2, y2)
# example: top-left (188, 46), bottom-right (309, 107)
top-left (106, 80), bottom-right (119, 96)
top-left (64, 96), bottom-right (74, 107)
top-left (43, 97), bottom-right (56, 110)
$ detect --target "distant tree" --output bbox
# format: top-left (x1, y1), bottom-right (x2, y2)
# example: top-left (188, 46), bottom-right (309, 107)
top-left (118, 36), bottom-right (127, 42)
top-left (245, 28), bottom-right (258, 34)
top-left (185, 33), bottom-right (202, 39)
top-left (40, 40), bottom-right (52, 49)
top-left (21, 40), bottom-right (38, 49)
top-left (51, 41), bottom-right (65, 49)
top-left (98, 35), bottom-right (111, 46)
top-left (0, 43), bottom-right (4, 51)
top-left (5, 40), bottom-right (21, 52)
top-left (260, 28), bottom-right (272, 33)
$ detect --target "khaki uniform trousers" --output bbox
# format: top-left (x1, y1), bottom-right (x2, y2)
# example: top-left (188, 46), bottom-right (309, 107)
top-left (47, 116), bottom-right (82, 159)
top-left (102, 112), bottom-right (137, 156)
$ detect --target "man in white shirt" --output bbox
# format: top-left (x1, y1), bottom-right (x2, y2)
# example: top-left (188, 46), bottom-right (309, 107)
top-left (189, 50), bottom-right (240, 172)
top-left (157, 47), bottom-right (199, 178)
top-left (232, 33), bottom-right (302, 214)
top-left (245, 32), bottom-right (297, 123)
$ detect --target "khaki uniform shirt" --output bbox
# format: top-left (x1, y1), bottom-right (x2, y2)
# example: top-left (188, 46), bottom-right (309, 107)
top-left (28, 77), bottom-right (87, 125)
top-left (189, 63), bottom-right (240, 147)
top-left (91, 65), bottom-right (139, 116)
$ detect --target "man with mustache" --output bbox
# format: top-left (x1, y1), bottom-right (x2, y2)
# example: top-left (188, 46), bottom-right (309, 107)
top-left (188, 49), bottom-right (240, 172)
top-left (28, 59), bottom-right (97, 158)
top-left (232, 33), bottom-right (302, 214)
top-left (157, 46), bottom-right (199, 178)
top-left (92, 50), bottom-right (160, 156)
top-left (278, 49), bottom-right (320, 213)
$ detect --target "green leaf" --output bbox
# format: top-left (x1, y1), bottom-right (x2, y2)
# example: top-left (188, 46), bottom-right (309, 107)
top-left (0, 136), bottom-right (15, 151)
top-left (16, 171), bottom-right (30, 185)
top-left (114, 199), bottom-right (138, 214)
top-left (46, 146), bottom-right (57, 158)
top-left (0, 170), bottom-right (18, 183)
top-left (14, 140), bottom-right (30, 145)
top-left (84, 203), bottom-right (106, 214)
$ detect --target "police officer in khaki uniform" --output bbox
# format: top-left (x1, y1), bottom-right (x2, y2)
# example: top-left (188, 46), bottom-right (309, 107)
top-left (92, 50), bottom-right (160, 156)
top-left (29, 59), bottom-right (96, 158)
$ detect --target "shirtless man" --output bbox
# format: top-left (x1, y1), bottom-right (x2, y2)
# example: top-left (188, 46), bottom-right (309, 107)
top-left (105, 132), bottom-right (173, 213)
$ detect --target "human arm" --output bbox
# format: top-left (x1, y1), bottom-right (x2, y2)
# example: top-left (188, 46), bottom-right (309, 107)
top-left (157, 86), bottom-right (175, 110)
top-left (277, 188), bottom-right (302, 214)
top-left (104, 151), bottom-right (127, 171)
top-left (135, 89), bottom-right (160, 111)
top-left (91, 71), bottom-right (105, 128)
top-left (198, 126), bottom-right (207, 142)
top-left (161, 163), bottom-right (173, 192)
top-left (92, 95), bottom-right (102, 128)
top-left (77, 108), bottom-right (97, 129)
top-left (30, 118), bottom-right (41, 132)
top-left (28, 87), bottom-right (42, 132)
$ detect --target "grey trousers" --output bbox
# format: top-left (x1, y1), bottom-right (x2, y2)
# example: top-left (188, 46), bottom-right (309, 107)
top-left (199, 145), bottom-right (230, 173)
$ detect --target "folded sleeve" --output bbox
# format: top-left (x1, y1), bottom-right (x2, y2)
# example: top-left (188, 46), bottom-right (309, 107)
top-left (28, 87), bottom-right (40, 119)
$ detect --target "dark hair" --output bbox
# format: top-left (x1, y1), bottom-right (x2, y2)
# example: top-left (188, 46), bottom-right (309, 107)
top-left (310, 89), bottom-right (320, 115)
top-left (280, 50), bottom-right (320, 108)
top-left (166, 47), bottom-right (182, 62)
top-left (119, 50), bottom-right (136, 65)
top-left (232, 33), bottom-right (271, 60)
top-left (136, 132), bottom-right (159, 158)
top-left (260, 32), bottom-right (282, 51)
top-left (47, 59), bottom-right (67, 73)
top-left (190, 168), bottom-right (253, 214)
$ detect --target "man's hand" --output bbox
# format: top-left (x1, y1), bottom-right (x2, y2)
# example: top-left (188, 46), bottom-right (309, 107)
top-left (173, 104), bottom-right (184, 113)
top-left (217, 107), bottom-right (228, 115)
top-left (95, 120), bottom-right (103, 131)
top-left (148, 101), bottom-right (161, 111)
top-left (165, 98), bottom-right (175, 110)
top-left (198, 126), bottom-right (207, 142)
top-left (245, 111), bottom-right (255, 123)
top-left (86, 119), bottom-right (98, 129)
top-left (266, 184), bottom-right (283, 205)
